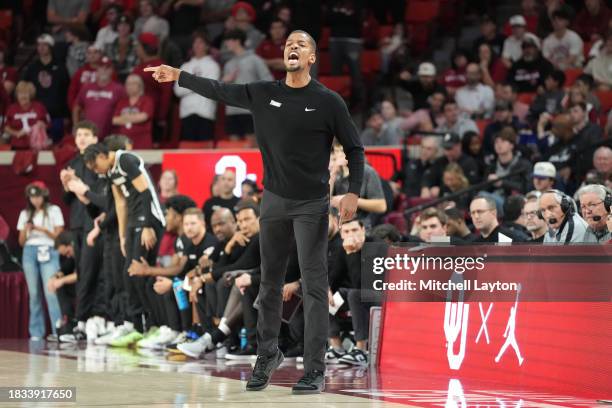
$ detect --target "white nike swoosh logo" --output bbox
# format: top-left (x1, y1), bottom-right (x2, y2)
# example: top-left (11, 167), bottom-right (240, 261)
top-left (305, 108), bottom-right (316, 112)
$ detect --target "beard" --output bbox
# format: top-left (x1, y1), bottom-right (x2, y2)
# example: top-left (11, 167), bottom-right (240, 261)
top-left (285, 64), bottom-right (301, 72)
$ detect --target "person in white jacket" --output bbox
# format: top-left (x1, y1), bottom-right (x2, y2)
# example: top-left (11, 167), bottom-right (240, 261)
top-left (174, 31), bottom-right (220, 141)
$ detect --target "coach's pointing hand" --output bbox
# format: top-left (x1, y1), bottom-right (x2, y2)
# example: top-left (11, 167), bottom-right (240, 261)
top-left (339, 192), bottom-right (358, 224)
top-left (144, 65), bottom-right (181, 83)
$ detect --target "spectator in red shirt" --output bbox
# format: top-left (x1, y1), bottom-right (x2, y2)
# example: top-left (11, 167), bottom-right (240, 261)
top-left (73, 57), bottom-right (126, 138)
top-left (112, 74), bottom-right (154, 149)
top-left (256, 19), bottom-right (287, 80)
top-left (68, 45), bottom-right (112, 110)
top-left (573, 0), bottom-right (612, 42)
top-left (477, 43), bottom-right (508, 87)
top-left (133, 32), bottom-right (172, 143)
top-left (441, 50), bottom-right (468, 97)
top-left (5, 81), bottom-right (50, 150)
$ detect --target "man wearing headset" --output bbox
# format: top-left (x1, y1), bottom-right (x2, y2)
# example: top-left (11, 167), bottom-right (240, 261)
top-left (576, 184), bottom-right (612, 243)
top-left (539, 189), bottom-right (588, 244)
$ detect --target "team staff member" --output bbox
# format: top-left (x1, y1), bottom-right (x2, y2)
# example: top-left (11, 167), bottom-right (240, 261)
top-left (83, 143), bottom-right (166, 346)
top-left (145, 29), bottom-right (364, 394)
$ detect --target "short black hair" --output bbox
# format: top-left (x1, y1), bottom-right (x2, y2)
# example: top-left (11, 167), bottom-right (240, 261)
top-left (576, 73), bottom-right (595, 89)
top-left (165, 195), bottom-right (197, 215)
top-left (192, 29), bottom-right (209, 45)
top-left (104, 134), bottom-right (132, 151)
top-left (569, 101), bottom-right (588, 112)
top-left (83, 143), bottom-right (110, 166)
top-left (74, 120), bottom-right (99, 137)
top-left (371, 224), bottom-right (401, 243)
top-left (54, 231), bottom-right (74, 249)
top-left (503, 195), bottom-right (525, 223)
top-left (224, 29), bottom-right (247, 46)
top-left (270, 18), bottom-right (287, 29)
top-left (546, 70), bottom-right (566, 87)
top-left (241, 179), bottom-right (260, 194)
top-left (552, 8), bottom-right (571, 21)
top-left (289, 30), bottom-right (317, 53)
top-left (235, 199), bottom-right (260, 217)
top-left (444, 207), bottom-right (465, 222)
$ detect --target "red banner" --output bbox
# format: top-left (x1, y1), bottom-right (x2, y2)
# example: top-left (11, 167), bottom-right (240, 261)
top-left (378, 246), bottom-right (612, 401)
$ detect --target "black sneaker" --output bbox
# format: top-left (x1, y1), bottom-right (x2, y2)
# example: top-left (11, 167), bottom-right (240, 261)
top-left (225, 344), bottom-right (258, 361)
top-left (245, 349), bottom-right (284, 391)
top-left (338, 348), bottom-right (368, 366)
top-left (291, 369), bottom-right (325, 394)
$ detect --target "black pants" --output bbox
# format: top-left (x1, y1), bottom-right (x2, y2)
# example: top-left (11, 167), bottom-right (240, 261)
top-left (205, 278), bottom-right (232, 319)
top-left (181, 115), bottom-right (215, 141)
top-left (256, 189), bottom-right (329, 373)
top-left (124, 224), bottom-right (165, 332)
top-left (56, 282), bottom-right (76, 322)
top-left (75, 235), bottom-right (105, 322)
top-left (104, 231), bottom-right (126, 325)
top-left (162, 289), bottom-right (192, 332)
top-left (241, 278), bottom-right (260, 347)
top-left (346, 288), bottom-right (381, 342)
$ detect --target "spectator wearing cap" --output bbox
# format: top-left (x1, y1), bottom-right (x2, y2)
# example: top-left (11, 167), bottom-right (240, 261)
top-left (65, 25), bottom-right (91, 77)
top-left (501, 15), bottom-right (541, 68)
top-left (256, 19), bottom-right (288, 81)
top-left (133, 31), bottom-right (173, 143)
top-left (174, 30), bottom-right (220, 141)
top-left (328, 0), bottom-right (365, 108)
top-left (222, 29), bottom-right (273, 142)
top-left (507, 36), bottom-right (554, 93)
top-left (527, 70), bottom-right (566, 124)
top-left (483, 100), bottom-right (520, 157)
top-left (46, 0), bottom-right (89, 35)
top-left (421, 132), bottom-right (480, 199)
top-left (399, 62), bottom-right (447, 110)
top-left (232, 1), bottom-right (265, 50)
top-left (485, 127), bottom-right (533, 197)
top-left (441, 50), bottom-right (468, 97)
top-left (135, 0), bottom-right (170, 41)
top-left (73, 57), bottom-right (126, 138)
top-left (22, 34), bottom-right (70, 142)
top-left (532, 161), bottom-right (557, 192)
top-left (573, 0), bottom-right (612, 43)
top-left (455, 63), bottom-right (495, 119)
top-left (472, 16), bottom-right (506, 58)
top-left (105, 14), bottom-right (139, 81)
top-left (542, 9), bottom-right (584, 70)
top-left (93, 4), bottom-right (123, 50)
top-left (435, 100), bottom-right (479, 140)
top-left (584, 31), bottom-right (612, 89)
top-left (5, 81), bottom-right (50, 150)
top-left (112, 74), bottom-right (154, 148)
top-left (17, 181), bottom-right (65, 340)
top-left (502, 0), bottom-right (539, 36)
top-left (360, 107), bottom-right (403, 146)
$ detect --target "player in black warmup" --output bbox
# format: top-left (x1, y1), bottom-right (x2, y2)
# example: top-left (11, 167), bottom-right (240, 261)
top-left (83, 143), bottom-right (166, 347)
top-left (145, 30), bottom-right (364, 394)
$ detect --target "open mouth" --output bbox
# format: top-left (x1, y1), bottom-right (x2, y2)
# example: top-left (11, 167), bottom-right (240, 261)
top-left (288, 52), bottom-right (299, 62)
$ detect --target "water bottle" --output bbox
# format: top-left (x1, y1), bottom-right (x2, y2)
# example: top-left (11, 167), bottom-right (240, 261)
top-left (173, 278), bottom-right (189, 311)
top-left (239, 327), bottom-right (247, 350)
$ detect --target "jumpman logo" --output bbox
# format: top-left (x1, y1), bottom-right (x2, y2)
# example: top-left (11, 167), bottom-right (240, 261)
top-left (495, 284), bottom-right (524, 366)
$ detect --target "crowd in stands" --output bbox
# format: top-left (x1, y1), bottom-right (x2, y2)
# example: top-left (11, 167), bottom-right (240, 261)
top-left (1, 0), bottom-right (612, 368)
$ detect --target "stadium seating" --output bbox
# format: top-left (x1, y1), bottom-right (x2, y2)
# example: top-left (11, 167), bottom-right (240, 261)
top-left (318, 75), bottom-right (352, 99)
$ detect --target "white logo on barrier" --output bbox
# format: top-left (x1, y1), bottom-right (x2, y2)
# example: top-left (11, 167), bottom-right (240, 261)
top-left (444, 302), bottom-right (469, 370)
top-left (495, 286), bottom-right (524, 366)
top-left (215, 155), bottom-right (257, 197)
top-left (496, 398), bottom-right (524, 408)
top-left (476, 302), bottom-right (493, 344)
top-left (445, 379), bottom-right (466, 408)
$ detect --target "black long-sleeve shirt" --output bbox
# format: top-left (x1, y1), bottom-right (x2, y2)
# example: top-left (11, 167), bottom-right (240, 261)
top-left (177, 72), bottom-right (364, 200)
top-left (63, 154), bottom-right (99, 231)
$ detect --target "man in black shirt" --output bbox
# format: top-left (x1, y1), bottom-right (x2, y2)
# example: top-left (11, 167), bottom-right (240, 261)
top-left (202, 169), bottom-right (240, 231)
top-left (392, 136), bottom-right (440, 197)
top-left (146, 30), bottom-right (364, 394)
top-left (84, 143), bottom-right (166, 346)
top-left (398, 62), bottom-right (447, 110)
top-left (470, 195), bottom-right (526, 242)
top-left (507, 38), bottom-right (554, 93)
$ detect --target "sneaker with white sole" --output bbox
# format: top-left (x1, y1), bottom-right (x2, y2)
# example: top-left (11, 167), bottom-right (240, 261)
top-left (338, 348), bottom-right (368, 366)
top-left (177, 332), bottom-right (213, 359)
top-left (325, 347), bottom-right (346, 364)
top-left (60, 321), bottom-right (87, 343)
top-left (150, 326), bottom-right (179, 349)
top-left (95, 324), bottom-right (127, 345)
top-left (85, 318), bottom-right (99, 342)
top-left (136, 326), bottom-right (161, 349)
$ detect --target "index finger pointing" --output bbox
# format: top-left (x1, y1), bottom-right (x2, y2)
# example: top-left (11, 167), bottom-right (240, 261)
top-left (143, 66), bottom-right (160, 72)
